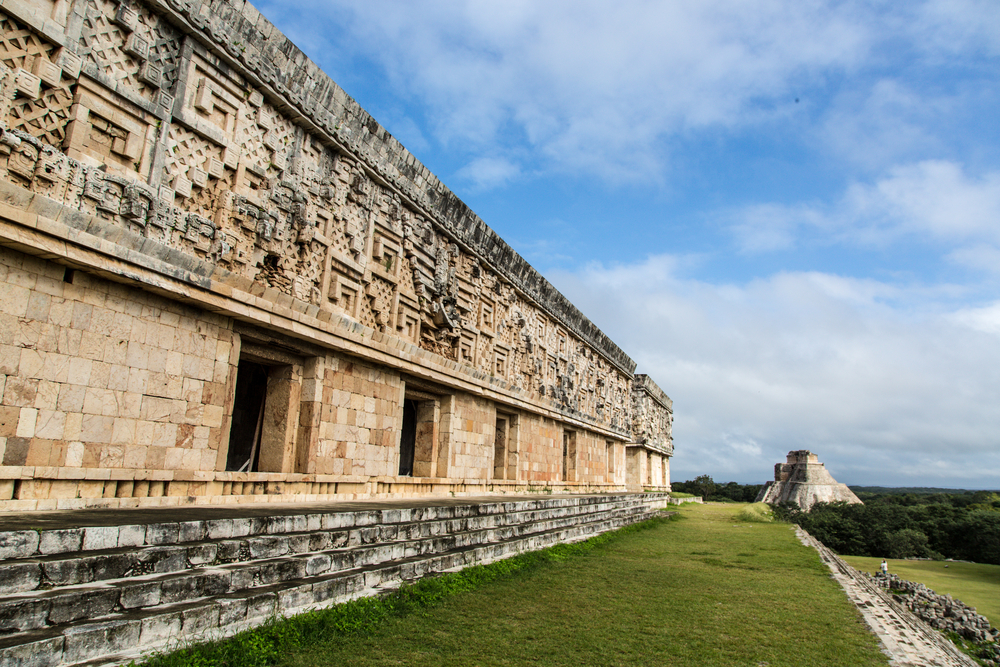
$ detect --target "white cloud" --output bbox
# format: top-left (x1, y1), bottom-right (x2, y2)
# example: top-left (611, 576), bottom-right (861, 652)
top-left (456, 156), bottom-right (521, 191)
top-left (262, 0), bottom-right (879, 183)
top-left (551, 256), bottom-right (1000, 487)
top-left (847, 161), bottom-right (1000, 241)
top-left (727, 160), bottom-right (1000, 271)
top-left (951, 302), bottom-right (1000, 335)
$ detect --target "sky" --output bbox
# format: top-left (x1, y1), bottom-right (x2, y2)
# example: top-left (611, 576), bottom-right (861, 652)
top-left (255, 0), bottom-right (1000, 489)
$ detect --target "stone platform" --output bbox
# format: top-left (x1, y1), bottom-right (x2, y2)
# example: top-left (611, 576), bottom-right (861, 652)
top-left (0, 492), bottom-right (668, 667)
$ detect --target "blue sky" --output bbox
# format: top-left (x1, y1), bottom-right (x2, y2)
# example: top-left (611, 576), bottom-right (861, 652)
top-left (257, 0), bottom-right (1000, 489)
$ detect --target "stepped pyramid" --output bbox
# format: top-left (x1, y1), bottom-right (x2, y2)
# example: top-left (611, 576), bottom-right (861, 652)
top-left (755, 450), bottom-right (862, 511)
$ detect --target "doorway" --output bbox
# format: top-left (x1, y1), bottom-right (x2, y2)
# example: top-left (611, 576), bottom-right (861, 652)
top-left (226, 360), bottom-right (269, 472)
top-left (399, 398), bottom-right (417, 476)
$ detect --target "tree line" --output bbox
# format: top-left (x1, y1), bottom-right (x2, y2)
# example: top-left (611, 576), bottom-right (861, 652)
top-left (671, 475), bottom-right (763, 503)
top-left (778, 490), bottom-right (1000, 565)
top-left (671, 477), bottom-right (1000, 565)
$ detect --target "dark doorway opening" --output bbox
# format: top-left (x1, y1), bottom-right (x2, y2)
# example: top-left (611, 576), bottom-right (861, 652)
top-left (399, 398), bottom-right (417, 476)
top-left (226, 360), bottom-right (269, 472)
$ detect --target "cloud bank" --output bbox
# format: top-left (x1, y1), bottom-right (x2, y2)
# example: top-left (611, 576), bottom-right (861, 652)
top-left (552, 257), bottom-right (1000, 487)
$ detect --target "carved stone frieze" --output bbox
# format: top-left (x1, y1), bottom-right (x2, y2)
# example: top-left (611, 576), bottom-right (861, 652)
top-left (0, 0), bottom-right (656, 438)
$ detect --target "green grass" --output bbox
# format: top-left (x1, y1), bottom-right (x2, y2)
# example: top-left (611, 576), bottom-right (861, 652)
top-left (670, 491), bottom-right (696, 498)
top-left (143, 503), bottom-right (888, 667)
top-left (733, 502), bottom-right (774, 523)
top-left (843, 555), bottom-right (1000, 625)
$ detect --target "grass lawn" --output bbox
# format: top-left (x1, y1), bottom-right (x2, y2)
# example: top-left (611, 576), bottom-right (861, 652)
top-left (272, 503), bottom-right (886, 667)
top-left (843, 555), bottom-right (1000, 625)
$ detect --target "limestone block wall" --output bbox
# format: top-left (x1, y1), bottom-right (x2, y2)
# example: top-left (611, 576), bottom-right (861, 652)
top-left (517, 414), bottom-right (563, 483)
top-left (0, 0), bottom-right (675, 508)
top-left (572, 430), bottom-right (610, 484)
top-left (0, 247), bottom-right (234, 484)
top-left (444, 393), bottom-right (493, 481)
top-left (310, 357), bottom-right (402, 477)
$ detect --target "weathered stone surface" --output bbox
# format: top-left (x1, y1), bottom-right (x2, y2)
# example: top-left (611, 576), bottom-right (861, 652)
top-left (0, 532), bottom-right (39, 559)
top-left (62, 620), bottom-right (141, 664)
top-left (756, 450), bottom-right (862, 511)
top-left (0, 635), bottom-right (64, 667)
top-left (38, 530), bottom-right (84, 555)
top-left (0, 562), bottom-right (41, 594)
top-left (0, 0), bottom-right (671, 509)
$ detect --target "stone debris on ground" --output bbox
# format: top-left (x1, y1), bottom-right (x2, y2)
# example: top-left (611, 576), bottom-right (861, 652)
top-left (870, 572), bottom-right (1000, 665)
top-left (797, 527), bottom-right (979, 667)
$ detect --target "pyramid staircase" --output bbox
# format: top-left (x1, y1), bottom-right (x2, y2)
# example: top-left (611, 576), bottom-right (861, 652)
top-left (0, 493), bottom-right (667, 667)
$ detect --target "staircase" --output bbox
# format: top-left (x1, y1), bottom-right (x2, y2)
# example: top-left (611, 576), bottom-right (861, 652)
top-left (0, 493), bottom-right (667, 667)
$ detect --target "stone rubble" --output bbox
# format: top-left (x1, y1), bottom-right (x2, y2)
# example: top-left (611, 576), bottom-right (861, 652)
top-left (797, 527), bottom-right (978, 667)
top-left (870, 572), bottom-right (1000, 665)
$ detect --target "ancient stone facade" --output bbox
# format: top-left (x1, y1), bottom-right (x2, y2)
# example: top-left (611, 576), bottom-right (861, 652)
top-left (756, 450), bottom-right (861, 511)
top-left (0, 0), bottom-right (672, 510)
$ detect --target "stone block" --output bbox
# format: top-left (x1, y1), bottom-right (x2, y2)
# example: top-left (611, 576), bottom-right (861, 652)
top-left (14, 69), bottom-right (41, 100)
top-left (304, 553), bottom-right (332, 577)
top-left (92, 552), bottom-right (139, 580)
top-left (0, 531), bottom-right (40, 559)
top-left (177, 521), bottom-right (206, 543)
top-left (0, 596), bottom-right (50, 631)
top-left (42, 557), bottom-right (94, 586)
top-left (277, 584), bottom-right (314, 612)
top-left (148, 547), bottom-right (187, 573)
top-left (214, 539), bottom-right (243, 562)
top-left (160, 571), bottom-right (229, 605)
top-left (139, 609), bottom-right (182, 646)
top-left (0, 561), bottom-right (42, 594)
top-left (64, 619), bottom-right (141, 662)
top-left (205, 519), bottom-right (234, 540)
top-left (48, 587), bottom-right (119, 624)
top-left (117, 524), bottom-right (146, 547)
top-left (145, 523), bottom-right (179, 545)
top-left (181, 603), bottom-right (220, 635)
top-left (30, 56), bottom-right (62, 88)
top-left (311, 576), bottom-right (347, 603)
top-left (120, 581), bottom-right (162, 609)
top-left (245, 592), bottom-right (277, 620)
top-left (217, 596), bottom-right (248, 626)
top-left (0, 635), bottom-right (64, 667)
top-left (259, 559), bottom-right (306, 585)
top-left (228, 566), bottom-right (256, 591)
top-left (82, 525), bottom-right (119, 551)
top-left (247, 535), bottom-right (287, 559)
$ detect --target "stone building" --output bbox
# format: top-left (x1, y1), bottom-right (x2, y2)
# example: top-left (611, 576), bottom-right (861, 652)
top-left (0, 0), bottom-right (673, 511)
top-left (756, 450), bottom-right (861, 511)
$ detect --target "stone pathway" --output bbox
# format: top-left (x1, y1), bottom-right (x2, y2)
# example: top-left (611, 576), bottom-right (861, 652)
top-left (797, 527), bottom-right (977, 667)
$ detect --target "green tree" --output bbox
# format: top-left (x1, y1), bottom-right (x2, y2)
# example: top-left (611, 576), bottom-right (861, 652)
top-left (886, 529), bottom-right (930, 559)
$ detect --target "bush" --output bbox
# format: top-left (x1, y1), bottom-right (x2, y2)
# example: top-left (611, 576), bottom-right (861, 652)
top-left (735, 503), bottom-right (774, 523)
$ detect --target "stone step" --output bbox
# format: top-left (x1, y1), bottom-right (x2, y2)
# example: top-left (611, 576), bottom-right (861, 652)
top-left (0, 494), bottom-right (653, 560)
top-left (0, 496), bottom-right (648, 595)
top-left (0, 503), bottom-right (650, 633)
top-left (0, 504), bottom-right (656, 667)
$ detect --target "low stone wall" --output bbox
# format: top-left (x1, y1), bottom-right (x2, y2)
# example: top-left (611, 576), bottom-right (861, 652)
top-left (870, 572), bottom-right (999, 665)
top-left (667, 496), bottom-right (703, 505)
